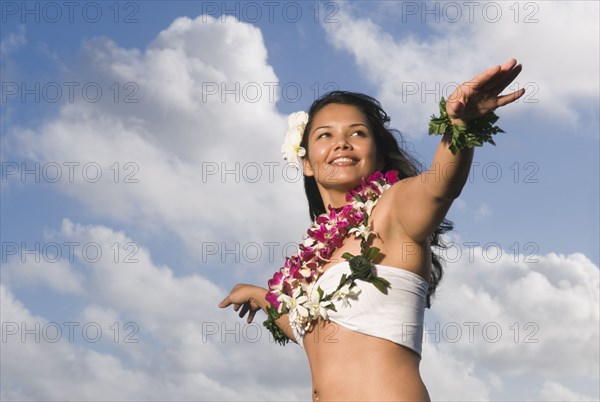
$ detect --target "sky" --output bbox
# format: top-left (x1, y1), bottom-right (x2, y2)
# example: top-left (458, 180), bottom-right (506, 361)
top-left (1, 1), bottom-right (599, 401)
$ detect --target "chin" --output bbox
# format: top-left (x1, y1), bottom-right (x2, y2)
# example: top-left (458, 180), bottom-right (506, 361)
top-left (322, 167), bottom-right (371, 189)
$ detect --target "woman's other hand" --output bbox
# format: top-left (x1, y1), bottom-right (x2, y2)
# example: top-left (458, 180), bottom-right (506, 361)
top-left (218, 284), bottom-right (268, 324)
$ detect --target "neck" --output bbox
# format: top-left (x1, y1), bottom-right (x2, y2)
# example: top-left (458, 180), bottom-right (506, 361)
top-left (318, 186), bottom-right (352, 210)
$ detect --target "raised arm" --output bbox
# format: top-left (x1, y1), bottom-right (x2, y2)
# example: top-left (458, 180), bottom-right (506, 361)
top-left (390, 58), bottom-right (525, 243)
top-left (218, 284), bottom-right (297, 344)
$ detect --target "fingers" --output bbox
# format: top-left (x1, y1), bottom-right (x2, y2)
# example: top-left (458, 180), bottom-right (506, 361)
top-left (500, 57), bottom-right (518, 71)
top-left (247, 309), bottom-right (256, 323)
top-left (471, 64), bottom-right (502, 90)
top-left (484, 61), bottom-right (522, 96)
top-left (239, 302), bottom-right (250, 318)
top-left (218, 295), bottom-right (242, 311)
top-left (218, 292), bottom-right (254, 322)
top-left (218, 283), bottom-right (246, 308)
top-left (489, 63), bottom-right (523, 95)
top-left (496, 88), bottom-right (526, 108)
top-left (472, 58), bottom-right (519, 90)
top-left (218, 296), bottom-right (231, 308)
top-left (218, 284), bottom-right (262, 325)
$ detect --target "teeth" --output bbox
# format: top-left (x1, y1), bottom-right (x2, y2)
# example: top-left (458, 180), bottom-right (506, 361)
top-left (332, 158), bottom-right (354, 163)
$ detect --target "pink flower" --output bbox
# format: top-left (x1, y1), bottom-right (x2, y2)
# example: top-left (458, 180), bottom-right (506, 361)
top-left (268, 272), bottom-right (284, 290)
top-left (368, 171), bottom-right (384, 182)
top-left (288, 261), bottom-right (304, 279)
top-left (265, 291), bottom-right (281, 309)
top-left (385, 170), bottom-right (399, 184)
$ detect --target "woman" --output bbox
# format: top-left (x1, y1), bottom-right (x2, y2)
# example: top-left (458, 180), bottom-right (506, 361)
top-left (219, 59), bottom-right (525, 401)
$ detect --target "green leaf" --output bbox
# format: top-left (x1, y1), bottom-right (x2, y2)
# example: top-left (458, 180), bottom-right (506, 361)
top-left (336, 273), bottom-right (348, 289)
top-left (366, 247), bottom-right (380, 261)
top-left (263, 305), bottom-right (290, 346)
top-left (371, 277), bottom-right (391, 294)
top-left (428, 97), bottom-right (505, 152)
top-left (342, 252), bottom-right (355, 260)
top-left (317, 286), bottom-right (324, 299)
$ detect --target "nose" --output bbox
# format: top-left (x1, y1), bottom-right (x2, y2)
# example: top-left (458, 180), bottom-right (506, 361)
top-left (333, 135), bottom-right (352, 151)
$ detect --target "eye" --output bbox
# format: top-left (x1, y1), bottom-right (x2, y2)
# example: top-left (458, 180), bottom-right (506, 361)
top-left (351, 130), bottom-right (367, 137)
top-left (317, 132), bottom-right (332, 139)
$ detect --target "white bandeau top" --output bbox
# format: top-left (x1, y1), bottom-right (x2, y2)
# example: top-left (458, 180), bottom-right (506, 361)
top-left (291, 261), bottom-right (428, 357)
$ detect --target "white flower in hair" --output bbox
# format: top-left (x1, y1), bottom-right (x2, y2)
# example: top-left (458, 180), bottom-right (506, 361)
top-left (281, 111), bottom-right (308, 167)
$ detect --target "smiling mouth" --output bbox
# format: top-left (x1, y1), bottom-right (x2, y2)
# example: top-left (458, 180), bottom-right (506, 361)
top-left (330, 157), bottom-right (358, 165)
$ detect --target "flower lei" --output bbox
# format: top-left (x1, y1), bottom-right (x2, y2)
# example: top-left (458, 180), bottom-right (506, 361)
top-left (263, 170), bottom-right (399, 345)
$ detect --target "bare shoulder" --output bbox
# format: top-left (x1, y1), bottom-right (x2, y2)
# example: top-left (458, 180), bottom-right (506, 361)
top-left (370, 180), bottom-right (432, 274)
top-left (371, 177), bottom-right (417, 233)
top-left (375, 173), bottom-right (454, 244)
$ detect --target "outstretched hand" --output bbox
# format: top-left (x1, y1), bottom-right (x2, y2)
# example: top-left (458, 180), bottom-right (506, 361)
top-left (447, 58), bottom-right (525, 126)
top-left (218, 284), bottom-right (267, 324)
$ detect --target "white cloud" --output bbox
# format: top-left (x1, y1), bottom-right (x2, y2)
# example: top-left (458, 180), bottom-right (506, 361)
top-left (424, 237), bottom-right (599, 398)
top-left (1, 15), bottom-right (314, 399)
top-left (323, 1), bottom-right (600, 135)
top-left (538, 380), bottom-right (596, 401)
top-left (0, 283), bottom-right (155, 401)
top-left (7, 14), bottom-right (310, 263)
top-left (2, 257), bottom-right (85, 295)
top-left (421, 342), bottom-right (490, 400)
top-left (1, 220), bottom-right (312, 400)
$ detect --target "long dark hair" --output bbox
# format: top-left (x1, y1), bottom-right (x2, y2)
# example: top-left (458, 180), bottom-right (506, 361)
top-left (299, 91), bottom-right (453, 308)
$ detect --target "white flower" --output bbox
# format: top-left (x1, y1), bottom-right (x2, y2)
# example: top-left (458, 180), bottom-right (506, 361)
top-left (300, 266), bottom-right (313, 278)
top-left (287, 308), bottom-right (304, 335)
top-left (280, 286), bottom-right (309, 317)
top-left (334, 283), bottom-right (361, 308)
top-left (363, 199), bottom-right (376, 215)
top-left (305, 289), bottom-right (332, 321)
top-left (288, 111), bottom-right (309, 130)
top-left (352, 198), bottom-right (377, 215)
top-left (349, 224), bottom-right (375, 241)
top-left (303, 237), bottom-right (314, 247)
top-left (281, 111), bottom-right (308, 167)
top-left (353, 200), bottom-right (365, 210)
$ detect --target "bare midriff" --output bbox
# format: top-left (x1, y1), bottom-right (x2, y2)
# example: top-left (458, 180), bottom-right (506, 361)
top-left (304, 320), bottom-right (430, 401)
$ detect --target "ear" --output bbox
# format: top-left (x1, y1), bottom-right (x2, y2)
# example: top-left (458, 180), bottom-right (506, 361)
top-left (302, 156), bottom-right (314, 177)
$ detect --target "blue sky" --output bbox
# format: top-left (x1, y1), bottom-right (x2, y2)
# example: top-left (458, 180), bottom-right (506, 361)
top-left (1, 1), bottom-right (599, 400)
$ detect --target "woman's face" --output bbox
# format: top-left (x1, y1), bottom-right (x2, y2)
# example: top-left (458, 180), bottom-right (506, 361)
top-left (302, 103), bottom-right (380, 190)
